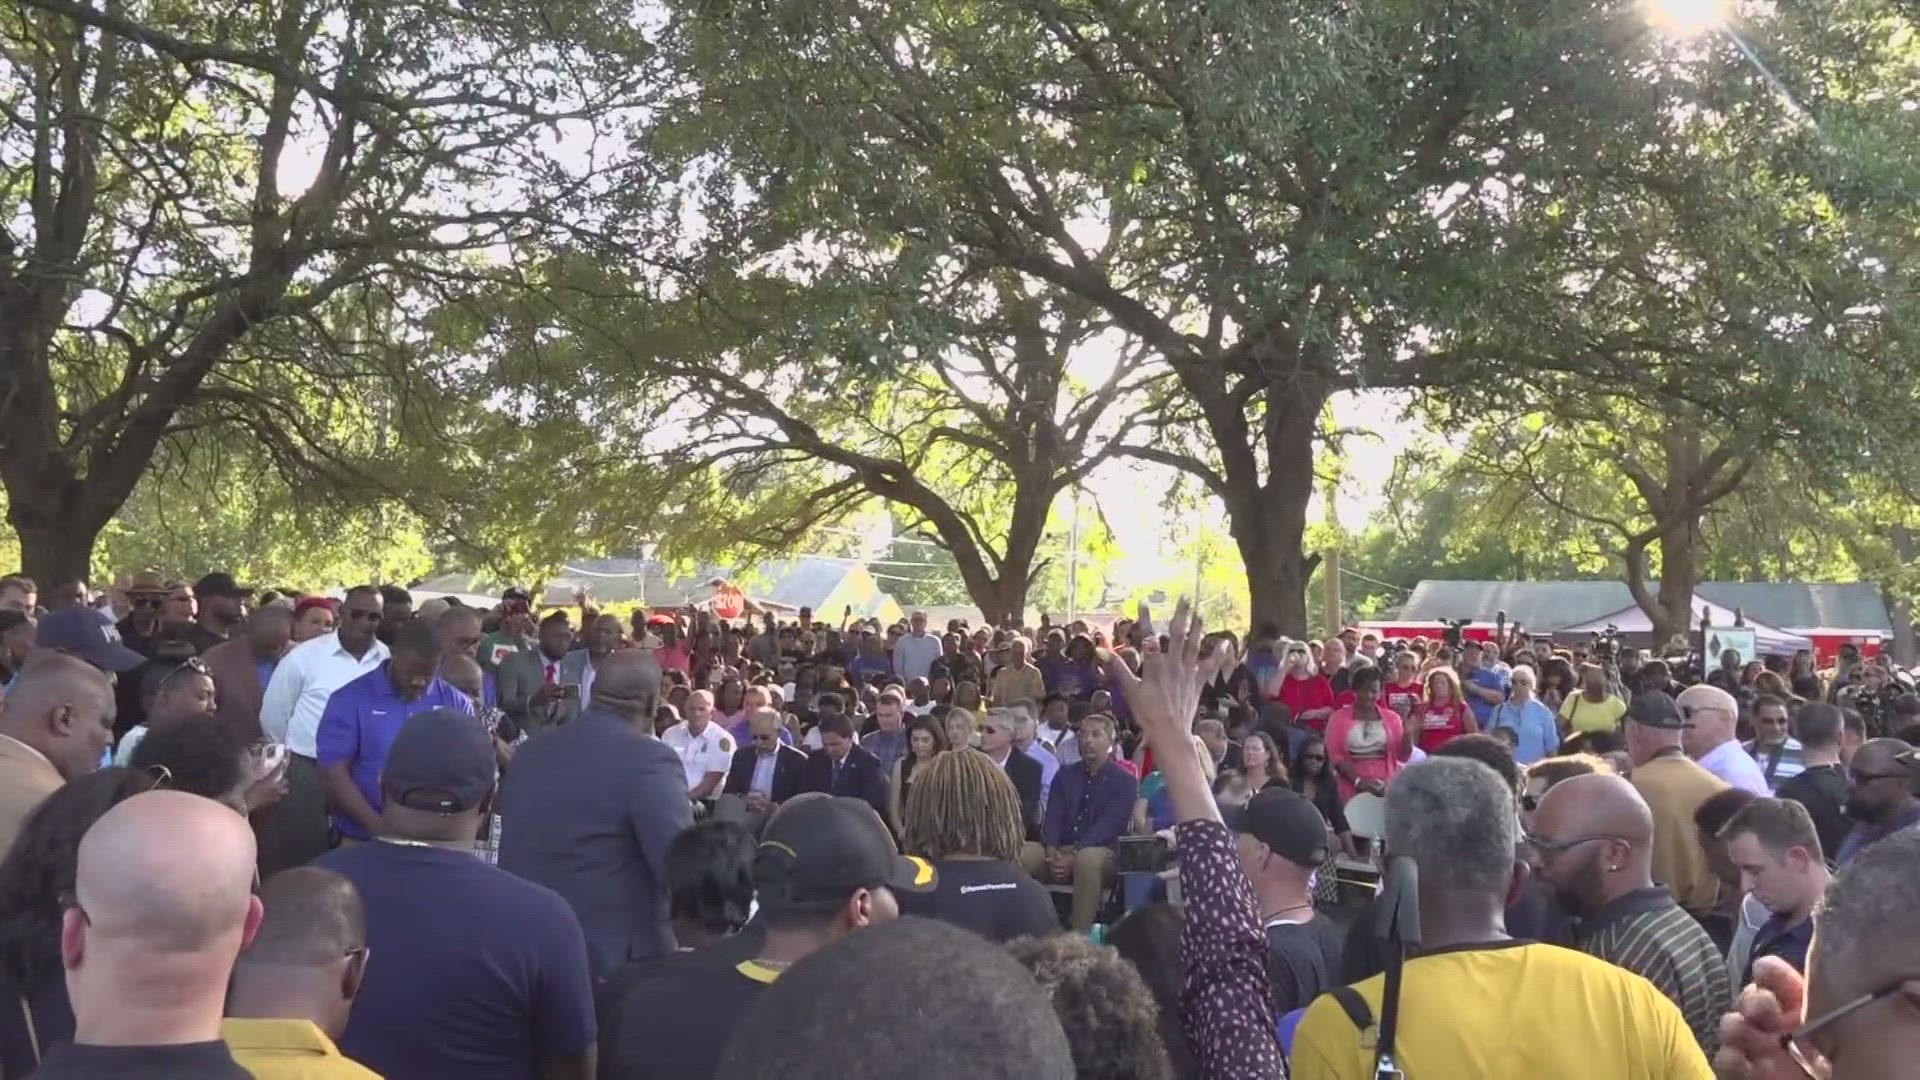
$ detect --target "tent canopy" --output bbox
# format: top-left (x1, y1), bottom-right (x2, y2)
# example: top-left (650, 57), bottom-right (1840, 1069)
top-left (1559, 596), bottom-right (1814, 655)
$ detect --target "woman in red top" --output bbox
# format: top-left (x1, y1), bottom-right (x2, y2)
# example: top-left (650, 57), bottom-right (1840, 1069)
top-left (1276, 643), bottom-right (1335, 731)
top-left (1380, 649), bottom-right (1424, 722)
top-left (1412, 666), bottom-right (1477, 753)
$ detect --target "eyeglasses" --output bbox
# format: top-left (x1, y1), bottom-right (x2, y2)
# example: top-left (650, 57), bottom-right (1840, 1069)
top-left (1849, 768), bottom-right (1909, 784)
top-left (130, 595), bottom-right (164, 609)
top-left (1780, 979), bottom-right (1910, 1076)
top-left (1521, 831), bottom-right (1625, 858)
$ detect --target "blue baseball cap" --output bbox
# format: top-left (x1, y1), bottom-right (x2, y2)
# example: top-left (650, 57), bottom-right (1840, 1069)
top-left (35, 607), bottom-right (146, 673)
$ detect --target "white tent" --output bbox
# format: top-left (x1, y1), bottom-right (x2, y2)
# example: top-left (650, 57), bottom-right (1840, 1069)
top-left (1560, 595), bottom-right (1814, 655)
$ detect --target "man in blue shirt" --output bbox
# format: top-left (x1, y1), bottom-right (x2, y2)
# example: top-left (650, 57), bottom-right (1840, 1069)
top-left (1025, 713), bottom-right (1138, 929)
top-left (318, 707), bottom-right (595, 1080)
top-left (317, 618), bottom-right (472, 843)
top-left (1460, 640), bottom-right (1511, 733)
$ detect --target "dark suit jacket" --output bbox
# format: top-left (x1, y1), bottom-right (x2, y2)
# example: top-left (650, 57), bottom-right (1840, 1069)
top-left (496, 708), bottom-right (692, 977)
top-left (498, 648), bottom-right (587, 733)
top-left (724, 743), bottom-right (807, 805)
top-left (798, 744), bottom-right (891, 822)
top-left (1001, 747), bottom-right (1044, 842)
top-left (200, 635), bottom-right (269, 743)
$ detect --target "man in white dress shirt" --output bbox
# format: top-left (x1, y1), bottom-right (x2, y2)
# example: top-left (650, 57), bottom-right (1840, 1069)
top-left (1678, 683), bottom-right (1771, 797)
top-left (256, 586), bottom-right (390, 871)
top-left (662, 689), bottom-right (735, 805)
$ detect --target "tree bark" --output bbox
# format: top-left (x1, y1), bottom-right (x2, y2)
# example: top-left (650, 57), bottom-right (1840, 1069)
top-left (1219, 376), bottom-right (1325, 639)
top-left (7, 484), bottom-right (112, 585)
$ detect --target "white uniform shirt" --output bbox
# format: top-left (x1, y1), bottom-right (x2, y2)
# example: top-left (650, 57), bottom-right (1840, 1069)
top-left (259, 632), bottom-right (391, 756)
top-left (663, 720), bottom-right (735, 794)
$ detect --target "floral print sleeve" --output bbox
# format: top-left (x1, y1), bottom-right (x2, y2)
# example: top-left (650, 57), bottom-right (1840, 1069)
top-left (1176, 818), bottom-right (1285, 1078)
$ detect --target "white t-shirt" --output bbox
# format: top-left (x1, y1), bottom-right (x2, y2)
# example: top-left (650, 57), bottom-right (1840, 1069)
top-left (662, 721), bottom-right (735, 794)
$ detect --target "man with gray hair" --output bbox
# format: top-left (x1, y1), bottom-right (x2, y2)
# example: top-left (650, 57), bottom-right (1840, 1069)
top-left (1290, 758), bottom-right (1713, 1078)
top-left (1715, 828), bottom-right (1920, 1078)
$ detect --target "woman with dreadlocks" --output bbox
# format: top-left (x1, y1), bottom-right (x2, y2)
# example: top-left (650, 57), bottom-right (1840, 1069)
top-left (898, 747), bottom-right (1061, 941)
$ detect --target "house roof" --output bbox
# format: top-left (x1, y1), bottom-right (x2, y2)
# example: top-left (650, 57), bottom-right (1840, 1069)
top-left (1393, 580), bottom-right (1891, 633)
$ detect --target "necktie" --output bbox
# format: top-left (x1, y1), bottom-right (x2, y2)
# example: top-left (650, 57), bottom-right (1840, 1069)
top-left (545, 662), bottom-right (557, 685)
top-left (832, 759), bottom-right (845, 794)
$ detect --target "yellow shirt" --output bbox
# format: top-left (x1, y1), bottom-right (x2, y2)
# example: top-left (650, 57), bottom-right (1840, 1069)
top-left (988, 664), bottom-right (1046, 707)
top-left (1290, 942), bottom-right (1713, 1080)
top-left (223, 1018), bottom-right (382, 1080)
top-left (1631, 753), bottom-right (1731, 914)
top-left (1560, 692), bottom-right (1628, 735)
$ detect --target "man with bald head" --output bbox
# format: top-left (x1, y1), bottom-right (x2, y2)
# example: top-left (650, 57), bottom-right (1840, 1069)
top-left (0, 652), bottom-right (116, 854)
top-left (1835, 737), bottom-right (1920, 865)
top-left (222, 867), bottom-right (379, 1079)
top-left (1530, 773), bottom-right (1731, 1055)
top-left (498, 648), bottom-right (692, 974)
top-left (33, 790), bottom-right (261, 1078)
top-left (201, 605), bottom-right (294, 745)
top-left (1677, 683), bottom-right (1769, 795)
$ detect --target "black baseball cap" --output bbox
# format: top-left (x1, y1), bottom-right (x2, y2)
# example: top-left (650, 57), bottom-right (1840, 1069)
top-left (755, 797), bottom-right (935, 911)
top-left (36, 607), bottom-right (147, 673)
top-left (381, 707), bottom-right (497, 813)
top-left (1226, 788), bottom-right (1330, 868)
top-left (192, 571), bottom-right (253, 598)
top-left (1626, 691), bottom-right (1689, 731)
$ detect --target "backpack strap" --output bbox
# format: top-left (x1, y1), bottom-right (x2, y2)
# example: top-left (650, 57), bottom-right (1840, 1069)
top-left (1330, 985), bottom-right (1375, 1044)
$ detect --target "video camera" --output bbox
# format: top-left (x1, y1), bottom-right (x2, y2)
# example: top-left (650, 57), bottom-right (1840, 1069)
top-left (1590, 623), bottom-right (1621, 660)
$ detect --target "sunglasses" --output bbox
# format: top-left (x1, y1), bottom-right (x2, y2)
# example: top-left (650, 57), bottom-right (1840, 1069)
top-left (130, 595), bottom-right (165, 609)
top-left (1781, 979), bottom-right (1909, 1076)
top-left (1522, 831), bottom-right (1625, 858)
top-left (1850, 768), bottom-right (1909, 784)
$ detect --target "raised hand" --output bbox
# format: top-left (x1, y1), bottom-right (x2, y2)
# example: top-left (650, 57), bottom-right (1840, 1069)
top-left (1108, 599), bottom-right (1218, 824)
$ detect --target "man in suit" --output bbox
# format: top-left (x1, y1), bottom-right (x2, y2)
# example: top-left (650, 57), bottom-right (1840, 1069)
top-left (0, 653), bottom-right (119, 854)
top-left (716, 706), bottom-right (808, 836)
top-left (799, 713), bottom-right (891, 824)
top-left (199, 606), bottom-right (293, 744)
top-left (979, 707), bottom-right (1044, 840)
top-left (496, 612), bottom-right (581, 735)
top-left (496, 649), bottom-right (691, 977)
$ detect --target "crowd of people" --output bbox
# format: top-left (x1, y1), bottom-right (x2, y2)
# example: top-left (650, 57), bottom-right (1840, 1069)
top-left (0, 566), bottom-right (1914, 1079)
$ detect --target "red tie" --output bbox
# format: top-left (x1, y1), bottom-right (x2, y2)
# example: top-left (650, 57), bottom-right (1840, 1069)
top-left (545, 662), bottom-right (558, 685)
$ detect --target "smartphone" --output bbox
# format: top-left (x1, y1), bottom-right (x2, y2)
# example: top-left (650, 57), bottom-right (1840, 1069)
top-left (253, 743), bottom-right (289, 780)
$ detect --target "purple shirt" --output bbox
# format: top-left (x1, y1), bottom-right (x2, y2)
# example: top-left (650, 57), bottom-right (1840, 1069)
top-left (315, 664), bottom-right (473, 839)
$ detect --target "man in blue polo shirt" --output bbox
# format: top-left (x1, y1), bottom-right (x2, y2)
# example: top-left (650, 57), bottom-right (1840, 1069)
top-left (317, 617), bottom-right (471, 843)
top-left (1460, 639), bottom-right (1511, 734)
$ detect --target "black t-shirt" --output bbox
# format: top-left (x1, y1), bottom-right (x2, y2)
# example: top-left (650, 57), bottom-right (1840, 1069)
top-left (27, 1040), bottom-right (251, 1079)
top-left (1265, 914), bottom-right (1346, 1015)
top-left (1777, 764), bottom-right (1852, 865)
top-left (894, 858), bottom-right (1059, 942)
top-left (605, 950), bottom-right (775, 1080)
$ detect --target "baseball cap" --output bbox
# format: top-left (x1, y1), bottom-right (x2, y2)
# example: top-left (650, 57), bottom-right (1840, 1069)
top-left (1226, 788), bottom-right (1330, 868)
top-left (755, 797), bottom-right (935, 911)
top-left (1626, 691), bottom-right (1689, 731)
top-left (501, 587), bottom-right (531, 604)
top-left (381, 707), bottom-right (497, 813)
top-left (36, 607), bottom-right (147, 673)
top-left (192, 572), bottom-right (253, 598)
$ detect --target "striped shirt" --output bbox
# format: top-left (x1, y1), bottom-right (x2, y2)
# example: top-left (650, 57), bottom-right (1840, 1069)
top-left (1744, 737), bottom-right (1806, 790)
top-left (1577, 886), bottom-right (1731, 1056)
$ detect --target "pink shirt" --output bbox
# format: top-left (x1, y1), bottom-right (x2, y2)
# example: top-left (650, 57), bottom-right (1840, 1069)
top-left (1324, 705), bottom-right (1408, 803)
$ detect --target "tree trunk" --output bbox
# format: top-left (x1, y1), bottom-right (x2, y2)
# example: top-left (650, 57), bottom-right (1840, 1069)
top-left (1651, 513), bottom-right (1700, 650)
top-left (7, 485), bottom-right (109, 585)
top-left (1224, 395), bottom-right (1321, 639)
